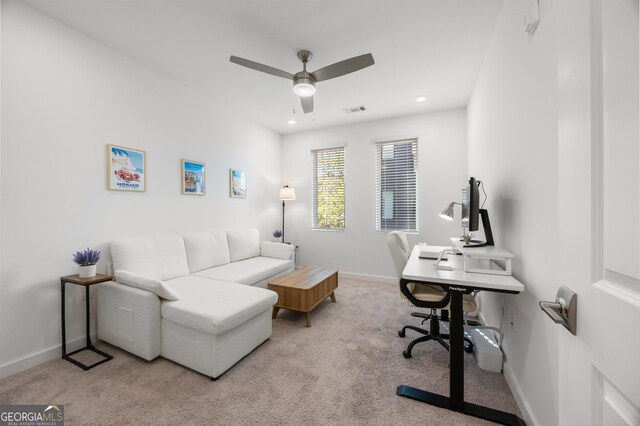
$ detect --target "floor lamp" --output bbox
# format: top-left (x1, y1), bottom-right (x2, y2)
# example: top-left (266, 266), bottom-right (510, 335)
top-left (279, 185), bottom-right (296, 244)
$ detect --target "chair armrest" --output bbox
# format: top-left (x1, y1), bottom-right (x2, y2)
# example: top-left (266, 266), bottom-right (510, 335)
top-left (399, 278), bottom-right (451, 309)
top-left (260, 241), bottom-right (295, 260)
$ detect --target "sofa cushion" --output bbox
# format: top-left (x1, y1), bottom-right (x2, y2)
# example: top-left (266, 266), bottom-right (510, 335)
top-left (161, 276), bottom-right (277, 335)
top-left (154, 235), bottom-right (190, 280)
top-left (192, 256), bottom-right (292, 285)
top-left (114, 270), bottom-right (180, 301)
top-left (111, 238), bottom-right (162, 280)
top-left (183, 231), bottom-right (230, 273)
top-left (226, 229), bottom-right (260, 262)
top-left (111, 235), bottom-right (189, 281)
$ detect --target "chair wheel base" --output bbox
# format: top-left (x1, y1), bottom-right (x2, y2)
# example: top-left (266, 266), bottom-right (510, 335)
top-left (403, 350), bottom-right (412, 359)
top-left (464, 343), bottom-right (474, 353)
top-left (398, 330), bottom-right (406, 338)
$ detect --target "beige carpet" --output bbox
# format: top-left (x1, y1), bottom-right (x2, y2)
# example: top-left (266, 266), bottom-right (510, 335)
top-left (0, 277), bottom-right (522, 425)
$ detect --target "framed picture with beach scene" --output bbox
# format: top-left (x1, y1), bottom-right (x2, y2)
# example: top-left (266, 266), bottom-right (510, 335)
top-left (182, 160), bottom-right (205, 195)
top-left (229, 169), bottom-right (246, 198)
top-left (107, 144), bottom-right (146, 192)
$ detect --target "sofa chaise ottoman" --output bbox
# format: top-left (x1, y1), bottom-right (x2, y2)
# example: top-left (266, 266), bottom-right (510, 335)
top-left (97, 228), bottom-right (294, 378)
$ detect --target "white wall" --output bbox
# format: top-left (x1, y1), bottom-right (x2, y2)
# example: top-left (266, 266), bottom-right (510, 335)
top-left (0, 1), bottom-right (282, 376)
top-left (282, 109), bottom-right (468, 278)
top-left (467, 1), bottom-right (559, 425)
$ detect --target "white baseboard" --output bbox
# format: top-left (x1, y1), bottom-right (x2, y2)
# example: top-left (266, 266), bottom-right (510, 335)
top-left (338, 271), bottom-right (396, 285)
top-left (0, 332), bottom-right (98, 380)
top-left (503, 361), bottom-right (538, 426)
top-left (476, 308), bottom-right (535, 424)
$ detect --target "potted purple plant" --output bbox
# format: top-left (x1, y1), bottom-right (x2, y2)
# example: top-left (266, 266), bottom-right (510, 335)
top-left (272, 229), bottom-right (283, 243)
top-left (72, 248), bottom-right (101, 278)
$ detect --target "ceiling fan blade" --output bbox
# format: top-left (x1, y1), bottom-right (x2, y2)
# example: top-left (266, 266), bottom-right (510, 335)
top-left (229, 56), bottom-right (294, 80)
top-left (311, 53), bottom-right (375, 82)
top-left (301, 95), bottom-right (314, 114)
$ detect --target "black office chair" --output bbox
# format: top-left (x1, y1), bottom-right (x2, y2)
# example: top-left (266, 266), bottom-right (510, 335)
top-left (387, 231), bottom-right (475, 358)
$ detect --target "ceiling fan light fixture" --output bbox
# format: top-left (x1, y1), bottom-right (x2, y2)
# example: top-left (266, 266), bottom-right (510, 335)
top-left (293, 76), bottom-right (316, 97)
top-left (230, 50), bottom-right (374, 115)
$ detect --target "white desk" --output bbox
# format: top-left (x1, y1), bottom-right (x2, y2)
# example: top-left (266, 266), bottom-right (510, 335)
top-left (405, 245), bottom-right (523, 293)
top-left (398, 245), bottom-right (525, 426)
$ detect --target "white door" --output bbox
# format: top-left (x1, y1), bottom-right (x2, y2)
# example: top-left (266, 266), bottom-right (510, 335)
top-left (556, 0), bottom-right (640, 424)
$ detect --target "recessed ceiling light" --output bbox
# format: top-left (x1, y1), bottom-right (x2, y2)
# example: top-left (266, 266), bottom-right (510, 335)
top-left (287, 119), bottom-right (296, 125)
top-left (415, 96), bottom-right (428, 103)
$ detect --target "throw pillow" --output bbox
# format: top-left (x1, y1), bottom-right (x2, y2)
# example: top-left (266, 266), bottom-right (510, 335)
top-left (114, 270), bottom-right (180, 301)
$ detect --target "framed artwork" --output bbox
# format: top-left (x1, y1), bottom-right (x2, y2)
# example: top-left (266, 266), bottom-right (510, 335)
top-left (181, 159), bottom-right (205, 195)
top-left (229, 169), bottom-right (246, 198)
top-left (107, 144), bottom-right (146, 192)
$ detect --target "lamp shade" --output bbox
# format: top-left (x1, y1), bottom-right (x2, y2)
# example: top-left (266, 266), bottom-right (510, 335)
top-left (279, 186), bottom-right (296, 201)
top-left (439, 202), bottom-right (455, 221)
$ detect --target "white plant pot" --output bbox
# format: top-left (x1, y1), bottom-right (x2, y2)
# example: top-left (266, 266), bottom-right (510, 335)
top-left (78, 264), bottom-right (97, 278)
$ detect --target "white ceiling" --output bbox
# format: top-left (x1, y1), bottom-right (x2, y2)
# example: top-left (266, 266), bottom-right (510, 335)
top-left (23, 0), bottom-right (504, 135)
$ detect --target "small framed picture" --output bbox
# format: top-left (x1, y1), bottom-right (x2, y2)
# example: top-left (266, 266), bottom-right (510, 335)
top-left (229, 169), bottom-right (246, 198)
top-left (181, 160), bottom-right (205, 195)
top-left (107, 144), bottom-right (146, 192)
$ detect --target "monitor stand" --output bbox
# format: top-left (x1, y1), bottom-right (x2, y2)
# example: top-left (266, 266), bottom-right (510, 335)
top-left (463, 209), bottom-right (494, 248)
top-left (464, 240), bottom-right (488, 248)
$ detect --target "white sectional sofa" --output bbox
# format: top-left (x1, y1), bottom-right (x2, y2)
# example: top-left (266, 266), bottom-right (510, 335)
top-left (97, 228), bottom-right (294, 379)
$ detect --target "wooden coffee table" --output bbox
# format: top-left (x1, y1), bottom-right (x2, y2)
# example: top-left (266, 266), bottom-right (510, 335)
top-left (268, 267), bottom-right (338, 327)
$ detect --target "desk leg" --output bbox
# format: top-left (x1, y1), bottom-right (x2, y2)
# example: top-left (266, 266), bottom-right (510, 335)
top-left (449, 291), bottom-right (464, 409)
top-left (397, 287), bottom-right (526, 426)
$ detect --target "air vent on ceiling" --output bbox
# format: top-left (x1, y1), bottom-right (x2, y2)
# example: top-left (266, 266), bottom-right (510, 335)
top-left (342, 105), bottom-right (367, 114)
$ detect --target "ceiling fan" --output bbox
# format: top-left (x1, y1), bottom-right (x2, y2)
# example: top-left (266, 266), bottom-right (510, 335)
top-left (229, 50), bottom-right (374, 114)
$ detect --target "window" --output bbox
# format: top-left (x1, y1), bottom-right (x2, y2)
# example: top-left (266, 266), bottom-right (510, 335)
top-left (374, 139), bottom-right (418, 232)
top-left (382, 191), bottom-right (394, 220)
top-left (311, 147), bottom-right (345, 230)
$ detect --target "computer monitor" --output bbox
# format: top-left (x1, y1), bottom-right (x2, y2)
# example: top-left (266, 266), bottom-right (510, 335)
top-left (461, 177), bottom-right (480, 231)
top-left (461, 177), bottom-right (494, 247)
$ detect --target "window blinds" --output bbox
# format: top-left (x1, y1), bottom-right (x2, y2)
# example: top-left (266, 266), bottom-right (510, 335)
top-left (374, 139), bottom-right (418, 232)
top-left (311, 147), bottom-right (345, 230)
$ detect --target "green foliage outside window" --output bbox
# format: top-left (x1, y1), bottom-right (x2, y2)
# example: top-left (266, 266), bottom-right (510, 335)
top-left (315, 167), bottom-right (344, 229)
top-left (313, 148), bottom-right (345, 230)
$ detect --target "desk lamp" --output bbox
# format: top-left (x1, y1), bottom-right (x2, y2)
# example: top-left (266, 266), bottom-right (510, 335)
top-left (279, 185), bottom-right (296, 244)
top-left (439, 202), bottom-right (461, 221)
top-left (439, 201), bottom-right (475, 244)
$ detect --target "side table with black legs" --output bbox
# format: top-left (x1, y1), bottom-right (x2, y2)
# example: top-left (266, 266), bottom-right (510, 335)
top-left (60, 274), bottom-right (113, 370)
